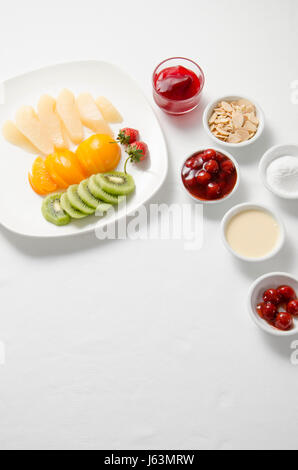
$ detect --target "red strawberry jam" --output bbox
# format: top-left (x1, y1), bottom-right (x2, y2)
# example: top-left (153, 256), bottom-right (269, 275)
top-left (181, 150), bottom-right (237, 201)
top-left (154, 66), bottom-right (201, 101)
top-left (153, 58), bottom-right (205, 115)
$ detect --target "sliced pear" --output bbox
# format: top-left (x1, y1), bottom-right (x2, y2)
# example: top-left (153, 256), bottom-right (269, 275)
top-left (95, 96), bottom-right (123, 123)
top-left (56, 89), bottom-right (84, 144)
top-left (37, 95), bottom-right (67, 150)
top-left (15, 106), bottom-right (54, 155)
top-left (2, 120), bottom-right (40, 154)
top-left (76, 93), bottom-right (113, 136)
top-left (60, 120), bottom-right (72, 149)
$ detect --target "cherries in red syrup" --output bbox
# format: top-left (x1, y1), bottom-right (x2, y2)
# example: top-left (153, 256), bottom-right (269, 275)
top-left (287, 300), bottom-right (298, 316)
top-left (263, 289), bottom-right (281, 305)
top-left (256, 284), bottom-right (297, 331)
top-left (181, 149), bottom-right (237, 201)
top-left (204, 159), bottom-right (219, 174)
top-left (277, 285), bottom-right (296, 302)
top-left (261, 302), bottom-right (277, 323)
top-left (196, 170), bottom-right (211, 185)
top-left (275, 312), bottom-right (293, 331)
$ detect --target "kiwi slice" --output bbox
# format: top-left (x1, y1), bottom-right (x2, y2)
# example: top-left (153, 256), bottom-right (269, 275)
top-left (67, 184), bottom-right (95, 215)
top-left (41, 193), bottom-right (71, 226)
top-left (60, 193), bottom-right (87, 219)
top-left (96, 171), bottom-right (135, 196)
top-left (95, 203), bottom-right (113, 216)
top-left (88, 175), bottom-right (119, 205)
top-left (78, 179), bottom-right (102, 209)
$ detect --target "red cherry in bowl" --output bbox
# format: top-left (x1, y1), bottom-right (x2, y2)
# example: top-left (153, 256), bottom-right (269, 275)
top-left (214, 151), bottom-right (226, 163)
top-left (221, 160), bottom-right (235, 175)
top-left (196, 170), bottom-right (211, 185)
top-left (202, 149), bottom-right (217, 161)
top-left (261, 302), bottom-right (277, 322)
top-left (287, 299), bottom-right (298, 316)
top-left (256, 302), bottom-right (265, 318)
top-left (263, 289), bottom-right (282, 305)
top-left (207, 182), bottom-right (221, 199)
top-left (277, 285), bottom-right (296, 302)
top-left (204, 159), bottom-right (219, 175)
top-left (184, 170), bottom-right (197, 187)
top-left (275, 312), bottom-right (294, 331)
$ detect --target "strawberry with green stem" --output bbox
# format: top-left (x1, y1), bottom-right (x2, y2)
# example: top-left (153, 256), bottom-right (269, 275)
top-left (117, 128), bottom-right (139, 146)
top-left (124, 141), bottom-right (148, 174)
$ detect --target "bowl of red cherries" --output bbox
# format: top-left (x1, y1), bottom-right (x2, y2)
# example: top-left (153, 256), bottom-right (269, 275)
top-left (248, 272), bottom-right (298, 336)
top-left (181, 148), bottom-right (240, 203)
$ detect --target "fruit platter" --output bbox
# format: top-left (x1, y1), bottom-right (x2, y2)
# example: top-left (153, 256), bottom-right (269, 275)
top-left (0, 61), bottom-right (168, 237)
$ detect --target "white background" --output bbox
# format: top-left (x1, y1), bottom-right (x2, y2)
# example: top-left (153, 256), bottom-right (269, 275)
top-left (0, 0), bottom-right (298, 450)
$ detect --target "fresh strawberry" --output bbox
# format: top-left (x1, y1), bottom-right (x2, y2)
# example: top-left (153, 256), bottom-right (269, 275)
top-left (124, 141), bottom-right (148, 173)
top-left (117, 128), bottom-right (139, 145)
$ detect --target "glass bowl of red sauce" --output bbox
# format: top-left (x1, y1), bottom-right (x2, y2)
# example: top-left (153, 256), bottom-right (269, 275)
top-left (153, 57), bottom-right (205, 115)
top-left (181, 148), bottom-right (240, 204)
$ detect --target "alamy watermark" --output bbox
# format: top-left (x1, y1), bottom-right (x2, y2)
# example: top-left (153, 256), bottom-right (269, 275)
top-left (94, 199), bottom-right (204, 251)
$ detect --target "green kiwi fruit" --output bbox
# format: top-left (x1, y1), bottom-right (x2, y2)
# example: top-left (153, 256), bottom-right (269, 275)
top-left (67, 184), bottom-right (95, 215)
top-left (95, 203), bottom-right (113, 216)
top-left (78, 179), bottom-right (102, 209)
top-left (96, 171), bottom-right (135, 196)
top-left (41, 193), bottom-right (71, 226)
top-left (88, 175), bottom-right (120, 205)
top-left (60, 193), bottom-right (87, 219)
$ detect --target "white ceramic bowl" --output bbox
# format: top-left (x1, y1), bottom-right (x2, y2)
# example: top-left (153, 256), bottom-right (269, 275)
top-left (181, 148), bottom-right (240, 204)
top-left (259, 144), bottom-right (298, 200)
top-left (248, 272), bottom-right (298, 336)
top-left (203, 95), bottom-right (265, 149)
top-left (221, 202), bottom-right (285, 262)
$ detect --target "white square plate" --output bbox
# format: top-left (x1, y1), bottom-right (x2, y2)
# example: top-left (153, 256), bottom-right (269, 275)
top-left (0, 61), bottom-right (168, 238)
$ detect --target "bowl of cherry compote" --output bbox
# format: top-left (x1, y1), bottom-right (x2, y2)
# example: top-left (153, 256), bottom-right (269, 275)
top-left (248, 272), bottom-right (298, 336)
top-left (181, 148), bottom-right (239, 203)
top-left (153, 57), bottom-right (205, 115)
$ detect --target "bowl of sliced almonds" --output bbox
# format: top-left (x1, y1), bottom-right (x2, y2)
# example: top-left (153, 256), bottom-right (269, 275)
top-left (203, 95), bottom-right (265, 149)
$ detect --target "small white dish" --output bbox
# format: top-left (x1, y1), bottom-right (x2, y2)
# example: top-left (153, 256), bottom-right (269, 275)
top-left (203, 94), bottom-right (265, 149)
top-left (0, 60), bottom-right (168, 238)
top-left (221, 202), bottom-right (285, 262)
top-left (180, 148), bottom-right (240, 204)
top-left (259, 144), bottom-right (298, 200)
top-left (248, 272), bottom-right (298, 337)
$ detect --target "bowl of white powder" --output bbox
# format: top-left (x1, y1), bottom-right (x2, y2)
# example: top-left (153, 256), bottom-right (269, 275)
top-left (259, 144), bottom-right (298, 199)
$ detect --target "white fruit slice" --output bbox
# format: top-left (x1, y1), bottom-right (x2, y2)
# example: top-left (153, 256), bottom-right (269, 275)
top-left (76, 93), bottom-right (113, 136)
top-left (15, 106), bottom-right (54, 155)
top-left (95, 96), bottom-right (123, 123)
top-left (2, 120), bottom-right (40, 154)
top-left (37, 95), bottom-right (67, 149)
top-left (56, 89), bottom-right (84, 144)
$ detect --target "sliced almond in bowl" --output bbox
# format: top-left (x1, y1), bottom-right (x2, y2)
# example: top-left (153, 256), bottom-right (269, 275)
top-left (208, 98), bottom-right (259, 144)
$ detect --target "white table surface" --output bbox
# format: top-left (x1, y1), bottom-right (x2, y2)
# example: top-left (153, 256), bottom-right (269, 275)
top-left (0, 0), bottom-right (298, 451)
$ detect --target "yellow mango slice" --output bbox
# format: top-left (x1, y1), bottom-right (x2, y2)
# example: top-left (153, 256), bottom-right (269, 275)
top-left (37, 95), bottom-right (67, 150)
top-left (76, 93), bottom-right (113, 136)
top-left (95, 96), bottom-right (123, 123)
top-left (56, 89), bottom-right (84, 145)
top-left (15, 106), bottom-right (54, 155)
top-left (2, 120), bottom-right (40, 154)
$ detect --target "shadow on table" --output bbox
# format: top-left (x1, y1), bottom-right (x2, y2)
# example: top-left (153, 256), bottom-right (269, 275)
top-left (0, 223), bottom-right (116, 258)
top-left (260, 329), bottom-right (298, 361)
top-left (232, 236), bottom-right (296, 281)
top-left (160, 94), bottom-right (209, 132)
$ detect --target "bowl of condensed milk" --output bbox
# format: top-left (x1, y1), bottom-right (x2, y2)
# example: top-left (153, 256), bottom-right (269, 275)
top-left (221, 203), bottom-right (285, 262)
